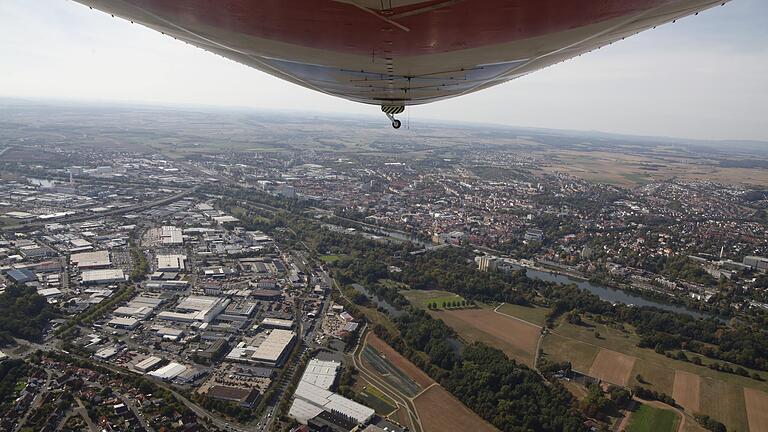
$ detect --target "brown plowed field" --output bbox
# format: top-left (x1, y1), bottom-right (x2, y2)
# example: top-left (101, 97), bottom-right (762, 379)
top-left (673, 370), bottom-right (701, 413)
top-left (414, 385), bottom-right (498, 432)
top-left (744, 387), bottom-right (768, 432)
top-left (433, 308), bottom-right (540, 366)
top-left (588, 349), bottom-right (636, 386)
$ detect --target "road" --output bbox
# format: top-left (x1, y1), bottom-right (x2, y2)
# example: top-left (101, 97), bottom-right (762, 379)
top-left (74, 398), bottom-right (99, 432)
top-left (163, 386), bottom-right (252, 432)
top-left (13, 368), bottom-right (54, 432)
top-left (117, 393), bottom-right (154, 432)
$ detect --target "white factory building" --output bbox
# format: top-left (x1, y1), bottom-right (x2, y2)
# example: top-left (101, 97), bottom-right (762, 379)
top-left (134, 356), bottom-right (163, 373)
top-left (156, 295), bottom-right (229, 323)
top-left (226, 329), bottom-right (296, 367)
top-left (107, 317), bottom-right (139, 330)
top-left (301, 359), bottom-right (341, 390)
top-left (156, 254), bottom-right (187, 271)
top-left (81, 269), bottom-right (127, 285)
top-left (251, 329), bottom-right (296, 367)
top-left (160, 226), bottom-right (184, 245)
top-left (289, 358), bottom-right (374, 426)
top-left (70, 250), bottom-right (111, 269)
top-left (260, 317), bottom-right (294, 330)
top-left (148, 362), bottom-right (186, 380)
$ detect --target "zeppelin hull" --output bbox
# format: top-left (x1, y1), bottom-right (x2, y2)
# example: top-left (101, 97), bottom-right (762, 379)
top-left (75, 0), bottom-right (729, 106)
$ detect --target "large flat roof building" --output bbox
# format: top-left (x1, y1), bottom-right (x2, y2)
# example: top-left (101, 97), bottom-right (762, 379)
top-left (107, 317), bottom-right (139, 330)
top-left (289, 356), bottom-right (373, 426)
top-left (134, 356), bottom-right (163, 373)
top-left (744, 256), bottom-right (768, 272)
top-left (251, 329), bottom-right (296, 367)
top-left (301, 359), bottom-right (340, 390)
top-left (206, 386), bottom-right (260, 408)
top-left (70, 250), bottom-right (111, 269)
top-left (81, 269), bottom-right (126, 285)
top-left (290, 381), bottom-right (374, 426)
top-left (260, 317), bottom-right (294, 330)
top-left (5, 268), bottom-right (36, 284)
top-left (148, 362), bottom-right (186, 380)
top-left (156, 295), bottom-right (229, 323)
top-left (156, 254), bottom-right (187, 272)
top-left (226, 329), bottom-right (296, 367)
top-left (161, 226), bottom-right (183, 245)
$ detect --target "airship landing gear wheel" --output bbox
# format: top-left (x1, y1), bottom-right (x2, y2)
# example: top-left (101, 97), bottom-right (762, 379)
top-left (382, 105), bottom-right (405, 130)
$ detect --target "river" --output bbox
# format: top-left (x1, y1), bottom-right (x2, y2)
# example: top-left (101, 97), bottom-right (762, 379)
top-left (340, 216), bottom-right (717, 320)
top-left (521, 267), bottom-right (715, 320)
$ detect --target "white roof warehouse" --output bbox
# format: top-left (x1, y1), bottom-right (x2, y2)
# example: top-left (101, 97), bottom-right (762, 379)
top-left (289, 358), bottom-right (374, 426)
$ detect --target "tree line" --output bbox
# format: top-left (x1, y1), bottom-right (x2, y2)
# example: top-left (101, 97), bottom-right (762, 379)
top-left (0, 284), bottom-right (57, 345)
top-left (373, 310), bottom-right (588, 432)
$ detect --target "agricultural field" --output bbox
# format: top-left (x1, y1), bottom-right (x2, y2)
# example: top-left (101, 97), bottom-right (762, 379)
top-left (430, 307), bottom-right (541, 366)
top-left (588, 349), bottom-right (636, 386)
top-left (541, 332), bottom-right (600, 372)
top-left (401, 290), bottom-right (467, 309)
top-left (625, 404), bottom-right (680, 432)
top-left (413, 385), bottom-right (498, 432)
top-left (495, 303), bottom-right (551, 326)
top-left (744, 388), bottom-right (768, 432)
top-left (541, 315), bottom-right (768, 432)
top-left (672, 371), bottom-right (701, 413)
top-left (539, 149), bottom-right (768, 188)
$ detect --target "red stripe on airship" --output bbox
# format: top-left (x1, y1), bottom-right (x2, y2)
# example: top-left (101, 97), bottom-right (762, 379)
top-left (118, 0), bottom-right (670, 57)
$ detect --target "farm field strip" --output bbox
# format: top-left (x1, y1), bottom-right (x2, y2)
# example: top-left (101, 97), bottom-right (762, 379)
top-left (589, 349), bottom-right (636, 386)
top-left (358, 387), bottom-right (397, 415)
top-left (356, 332), bottom-right (498, 432)
top-left (353, 334), bottom-right (423, 432)
top-left (432, 308), bottom-right (540, 366)
top-left (494, 303), bottom-right (550, 327)
top-left (672, 370), bottom-right (702, 413)
top-left (413, 385), bottom-right (499, 432)
top-left (744, 387), bottom-right (768, 432)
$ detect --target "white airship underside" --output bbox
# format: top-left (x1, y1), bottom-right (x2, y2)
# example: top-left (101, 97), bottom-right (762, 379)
top-left (75, 0), bottom-right (730, 128)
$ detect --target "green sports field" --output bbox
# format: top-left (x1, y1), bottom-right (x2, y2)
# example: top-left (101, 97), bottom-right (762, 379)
top-left (626, 404), bottom-right (679, 432)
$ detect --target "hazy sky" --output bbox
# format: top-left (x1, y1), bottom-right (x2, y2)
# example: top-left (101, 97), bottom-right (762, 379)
top-left (1, 0), bottom-right (766, 141)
